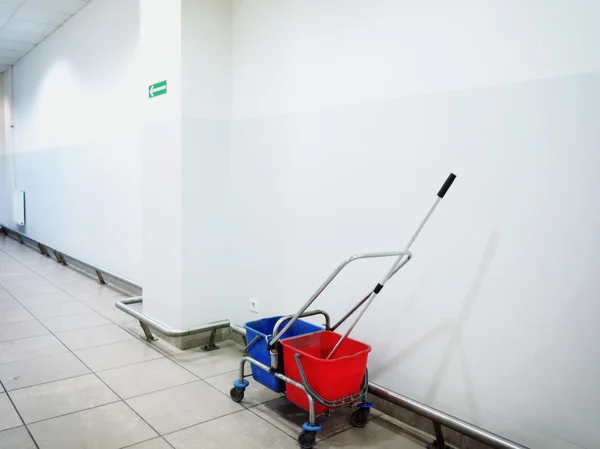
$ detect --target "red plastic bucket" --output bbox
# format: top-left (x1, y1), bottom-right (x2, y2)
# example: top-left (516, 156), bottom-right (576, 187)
top-left (280, 331), bottom-right (371, 415)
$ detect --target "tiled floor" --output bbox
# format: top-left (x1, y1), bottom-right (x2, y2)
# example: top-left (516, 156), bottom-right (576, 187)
top-left (0, 234), bottom-right (426, 449)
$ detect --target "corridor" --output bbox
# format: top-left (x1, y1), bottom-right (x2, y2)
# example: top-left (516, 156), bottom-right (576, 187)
top-left (0, 234), bottom-right (424, 449)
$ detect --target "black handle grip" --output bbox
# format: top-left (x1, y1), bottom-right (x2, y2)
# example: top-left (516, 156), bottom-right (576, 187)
top-left (437, 173), bottom-right (456, 198)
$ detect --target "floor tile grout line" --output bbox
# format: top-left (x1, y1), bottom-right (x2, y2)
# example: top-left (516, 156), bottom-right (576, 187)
top-left (1, 245), bottom-right (125, 307)
top-left (0, 241), bottom-right (113, 288)
top-left (5, 371), bottom-right (93, 393)
top-left (38, 317), bottom-right (116, 332)
top-left (0, 240), bottom-right (136, 330)
top-left (0, 248), bottom-right (170, 445)
top-left (5, 351), bottom-right (182, 396)
top-left (3, 242), bottom-right (298, 445)
top-left (0, 250), bottom-right (120, 328)
top-left (15, 252), bottom-right (124, 306)
top-left (0, 378), bottom-right (41, 449)
top-left (119, 435), bottom-right (176, 449)
top-left (201, 367), bottom-right (252, 381)
top-left (199, 368), bottom-right (260, 410)
top-left (27, 303), bottom-right (95, 317)
top-left (148, 396), bottom-right (298, 445)
top-left (2, 244), bottom-right (202, 391)
top-left (6, 249), bottom-right (272, 445)
top-left (0, 317), bottom-right (37, 325)
top-left (116, 326), bottom-right (299, 441)
top-left (160, 407), bottom-right (249, 438)
top-left (30, 265), bottom-right (107, 283)
top-left (38, 317), bottom-right (120, 333)
top-left (24, 255), bottom-right (163, 359)
top-left (4, 299), bottom-right (82, 309)
top-left (244, 401), bottom-right (357, 445)
top-left (17, 399), bottom-right (123, 427)
top-left (0, 319), bottom-right (121, 344)
top-left (122, 325), bottom-right (300, 439)
top-left (0, 332), bottom-right (157, 367)
top-left (1, 248), bottom-right (129, 343)
top-left (0, 332), bottom-right (52, 344)
top-left (16, 397), bottom-right (310, 448)
top-left (191, 365), bottom-right (300, 442)
top-left (0, 346), bottom-right (70, 366)
top-left (24, 316), bottom-right (167, 442)
top-left (31, 321), bottom-right (167, 441)
top-left (12, 387), bottom-right (321, 443)
top-left (77, 344), bottom-right (165, 367)
top-left (244, 405), bottom-right (300, 443)
top-left (53, 321), bottom-right (133, 335)
top-left (115, 378), bottom-right (201, 402)
top-left (164, 351), bottom-right (248, 388)
top-left (59, 336), bottom-right (139, 354)
top-left (102, 323), bottom-right (182, 359)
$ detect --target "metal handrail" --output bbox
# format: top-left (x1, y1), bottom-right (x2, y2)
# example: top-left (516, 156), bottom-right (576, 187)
top-left (2, 225), bottom-right (528, 449)
top-left (115, 297), bottom-right (230, 337)
top-left (230, 324), bottom-right (528, 449)
top-left (1, 225), bottom-right (229, 342)
top-left (369, 383), bottom-right (527, 449)
top-left (0, 224), bottom-right (141, 290)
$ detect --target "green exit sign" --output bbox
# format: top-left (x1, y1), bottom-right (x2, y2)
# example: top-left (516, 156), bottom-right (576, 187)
top-left (149, 80), bottom-right (167, 98)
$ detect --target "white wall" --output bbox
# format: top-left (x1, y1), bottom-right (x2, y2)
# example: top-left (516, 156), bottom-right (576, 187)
top-left (230, 1), bottom-right (600, 448)
top-left (180, 0), bottom-right (232, 326)
top-left (0, 72), bottom-right (8, 224)
top-left (9, 0), bottom-right (142, 282)
top-left (3, 1), bottom-right (599, 446)
top-left (139, 0), bottom-right (183, 328)
top-left (140, 0), bottom-right (233, 328)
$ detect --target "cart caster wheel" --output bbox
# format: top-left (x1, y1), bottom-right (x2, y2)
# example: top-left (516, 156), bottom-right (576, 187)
top-left (351, 408), bottom-right (370, 428)
top-left (229, 387), bottom-right (245, 403)
top-left (298, 430), bottom-right (317, 449)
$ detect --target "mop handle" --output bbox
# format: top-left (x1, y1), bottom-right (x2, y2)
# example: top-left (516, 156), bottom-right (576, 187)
top-left (325, 173), bottom-right (456, 359)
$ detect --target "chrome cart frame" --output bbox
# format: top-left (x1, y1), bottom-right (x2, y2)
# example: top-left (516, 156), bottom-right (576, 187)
top-left (230, 174), bottom-right (456, 448)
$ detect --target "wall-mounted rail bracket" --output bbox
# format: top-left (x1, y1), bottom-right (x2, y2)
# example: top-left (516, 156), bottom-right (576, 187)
top-left (95, 270), bottom-right (106, 285)
top-left (53, 250), bottom-right (67, 265)
top-left (139, 321), bottom-right (158, 342)
top-left (202, 329), bottom-right (219, 351)
top-left (38, 242), bottom-right (49, 256)
top-left (427, 422), bottom-right (450, 449)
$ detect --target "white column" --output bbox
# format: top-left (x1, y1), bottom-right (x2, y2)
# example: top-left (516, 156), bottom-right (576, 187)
top-left (140, 0), bottom-right (233, 330)
top-left (140, 0), bottom-right (184, 328)
top-left (180, 0), bottom-right (232, 327)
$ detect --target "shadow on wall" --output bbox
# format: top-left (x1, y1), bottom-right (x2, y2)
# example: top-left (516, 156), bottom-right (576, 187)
top-left (373, 231), bottom-right (500, 425)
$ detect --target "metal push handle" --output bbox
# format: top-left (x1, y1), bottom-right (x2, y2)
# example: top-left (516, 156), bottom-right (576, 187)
top-left (331, 252), bottom-right (412, 331)
top-left (437, 173), bottom-right (456, 198)
top-left (326, 173), bottom-right (457, 359)
top-left (269, 250), bottom-right (413, 347)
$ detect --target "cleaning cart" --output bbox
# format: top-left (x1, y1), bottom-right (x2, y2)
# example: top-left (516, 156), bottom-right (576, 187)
top-left (230, 173), bottom-right (457, 448)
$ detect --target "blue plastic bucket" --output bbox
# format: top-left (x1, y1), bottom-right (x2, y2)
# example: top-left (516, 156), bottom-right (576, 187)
top-left (244, 316), bottom-right (323, 392)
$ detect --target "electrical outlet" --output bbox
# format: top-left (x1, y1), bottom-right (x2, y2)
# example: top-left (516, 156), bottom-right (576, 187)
top-left (249, 298), bottom-right (259, 314)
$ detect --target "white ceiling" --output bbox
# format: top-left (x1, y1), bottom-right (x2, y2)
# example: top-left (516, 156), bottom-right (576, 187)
top-left (0, 0), bottom-right (90, 72)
